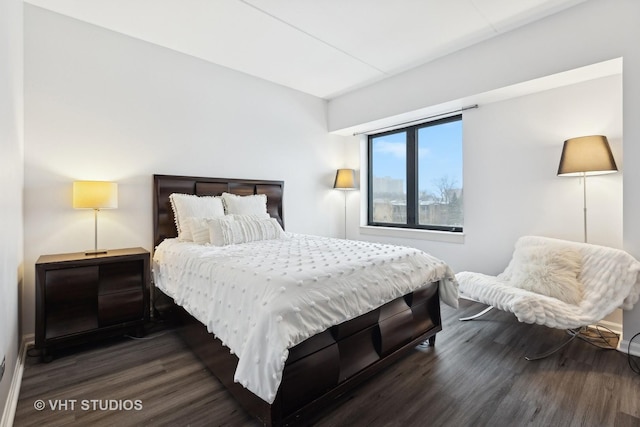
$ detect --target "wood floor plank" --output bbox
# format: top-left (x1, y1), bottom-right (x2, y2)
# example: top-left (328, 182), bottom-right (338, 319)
top-left (13, 299), bottom-right (640, 426)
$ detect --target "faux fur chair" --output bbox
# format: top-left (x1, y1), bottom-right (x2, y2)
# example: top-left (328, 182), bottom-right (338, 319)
top-left (456, 236), bottom-right (640, 359)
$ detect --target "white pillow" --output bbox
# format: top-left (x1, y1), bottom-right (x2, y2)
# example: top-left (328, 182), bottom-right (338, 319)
top-left (221, 192), bottom-right (269, 218)
top-left (169, 193), bottom-right (225, 241)
top-left (234, 215), bottom-right (285, 242)
top-left (507, 246), bottom-right (583, 305)
top-left (208, 216), bottom-right (236, 246)
top-left (208, 215), bottom-right (285, 246)
top-left (183, 217), bottom-right (214, 245)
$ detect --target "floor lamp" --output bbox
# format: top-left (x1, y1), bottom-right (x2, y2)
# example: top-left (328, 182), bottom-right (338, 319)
top-left (557, 135), bottom-right (617, 243)
top-left (73, 181), bottom-right (118, 255)
top-left (334, 169), bottom-right (357, 239)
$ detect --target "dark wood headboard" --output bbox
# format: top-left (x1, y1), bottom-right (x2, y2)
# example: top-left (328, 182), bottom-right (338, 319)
top-left (153, 174), bottom-right (284, 248)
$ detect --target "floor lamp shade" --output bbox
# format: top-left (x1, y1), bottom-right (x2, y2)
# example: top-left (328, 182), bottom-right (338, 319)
top-left (557, 135), bottom-right (617, 176)
top-left (557, 135), bottom-right (617, 243)
top-left (73, 181), bottom-right (118, 255)
top-left (334, 169), bottom-right (357, 190)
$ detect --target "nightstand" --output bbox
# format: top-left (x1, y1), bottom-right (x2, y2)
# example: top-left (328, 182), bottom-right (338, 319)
top-left (35, 247), bottom-right (150, 361)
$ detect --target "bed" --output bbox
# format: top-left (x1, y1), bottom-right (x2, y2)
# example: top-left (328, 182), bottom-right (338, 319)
top-left (152, 174), bottom-right (458, 426)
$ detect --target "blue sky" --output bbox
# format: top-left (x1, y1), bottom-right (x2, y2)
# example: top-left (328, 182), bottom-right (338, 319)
top-left (371, 120), bottom-right (463, 195)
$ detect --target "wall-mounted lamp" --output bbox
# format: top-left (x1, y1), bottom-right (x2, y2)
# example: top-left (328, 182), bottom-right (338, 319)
top-left (557, 135), bottom-right (617, 242)
top-left (73, 181), bottom-right (118, 255)
top-left (334, 169), bottom-right (357, 239)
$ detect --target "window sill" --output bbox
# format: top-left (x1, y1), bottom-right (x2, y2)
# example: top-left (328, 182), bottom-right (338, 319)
top-left (359, 225), bottom-right (465, 244)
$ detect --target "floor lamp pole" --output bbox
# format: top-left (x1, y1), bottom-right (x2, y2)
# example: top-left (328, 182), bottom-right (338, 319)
top-left (343, 191), bottom-right (348, 239)
top-left (582, 172), bottom-right (587, 243)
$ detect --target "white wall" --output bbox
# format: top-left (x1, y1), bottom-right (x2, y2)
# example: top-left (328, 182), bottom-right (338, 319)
top-left (23, 5), bottom-right (350, 336)
top-left (0, 0), bottom-right (23, 420)
top-left (330, 0), bottom-right (640, 348)
top-left (463, 75), bottom-right (623, 271)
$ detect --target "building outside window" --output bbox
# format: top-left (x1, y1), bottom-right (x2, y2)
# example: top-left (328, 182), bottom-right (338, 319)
top-left (368, 115), bottom-right (463, 232)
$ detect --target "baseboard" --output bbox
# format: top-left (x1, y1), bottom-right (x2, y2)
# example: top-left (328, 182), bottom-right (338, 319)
top-left (593, 320), bottom-right (622, 335)
top-left (1, 336), bottom-right (33, 427)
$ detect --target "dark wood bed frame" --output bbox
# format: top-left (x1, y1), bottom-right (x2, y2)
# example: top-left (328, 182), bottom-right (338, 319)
top-left (152, 174), bottom-right (443, 426)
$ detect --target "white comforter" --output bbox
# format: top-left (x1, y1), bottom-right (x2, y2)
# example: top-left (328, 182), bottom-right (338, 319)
top-left (153, 234), bottom-right (458, 404)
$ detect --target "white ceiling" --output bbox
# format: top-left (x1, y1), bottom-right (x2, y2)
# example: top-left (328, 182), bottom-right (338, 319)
top-left (25, 0), bottom-right (588, 99)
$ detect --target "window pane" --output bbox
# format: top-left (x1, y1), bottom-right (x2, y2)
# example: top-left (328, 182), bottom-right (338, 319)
top-left (371, 131), bottom-right (406, 224)
top-left (417, 119), bottom-right (463, 228)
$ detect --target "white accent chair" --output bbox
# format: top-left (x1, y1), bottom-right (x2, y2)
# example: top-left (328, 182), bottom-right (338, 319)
top-left (456, 236), bottom-right (640, 359)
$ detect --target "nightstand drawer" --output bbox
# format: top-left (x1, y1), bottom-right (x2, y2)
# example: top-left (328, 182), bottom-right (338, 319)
top-left (44, 266), bottom-right (99, 339)
top-left (45, 266), bottom-right (98, 305)
top-left (99, 289), bottom-right (144, 326)
top-left (46, 306), bottom-right (98, 339)
top-left (99, 261), bottom-right (144, 294)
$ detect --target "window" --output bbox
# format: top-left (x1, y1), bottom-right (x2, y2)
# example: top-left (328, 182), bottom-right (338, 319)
top-left (368, 115), bottom-right (463, 232)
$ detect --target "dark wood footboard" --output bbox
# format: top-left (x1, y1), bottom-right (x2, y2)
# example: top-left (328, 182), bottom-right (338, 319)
top-left (159, 281), bottom-right (442, 426)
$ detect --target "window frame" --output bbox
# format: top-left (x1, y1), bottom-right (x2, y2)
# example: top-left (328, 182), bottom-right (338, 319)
top-left (367, 114), bottom-right (463, 233)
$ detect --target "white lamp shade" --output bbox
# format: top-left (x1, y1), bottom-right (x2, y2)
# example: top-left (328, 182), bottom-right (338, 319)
top-left (73, 181), bottom-right (118, 209)
top-left (557, 135), bottom-right (618, 176)
top-left (334, 169), bottom-right (357, 190)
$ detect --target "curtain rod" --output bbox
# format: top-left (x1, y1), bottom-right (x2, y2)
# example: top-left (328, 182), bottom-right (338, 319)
top-left (353, 104), bottom-right (478, 136)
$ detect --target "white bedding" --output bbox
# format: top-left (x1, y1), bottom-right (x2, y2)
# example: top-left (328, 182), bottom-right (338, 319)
top-left (153, 233), bottom-right (458, 404)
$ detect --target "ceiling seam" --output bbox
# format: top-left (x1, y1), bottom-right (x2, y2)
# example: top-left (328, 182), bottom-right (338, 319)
top-left (468, 0), bottom-right (500, 34)
top-left (237, 0), bottom-right (387, 75)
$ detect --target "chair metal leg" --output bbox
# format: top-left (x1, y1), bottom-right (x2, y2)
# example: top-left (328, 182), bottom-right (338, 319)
top-left (524, 327), bottom-right (583, 361)
top-left (459, 305), bottom-right (494, 321)
top-left (459, 305), bottom-right (590, 361)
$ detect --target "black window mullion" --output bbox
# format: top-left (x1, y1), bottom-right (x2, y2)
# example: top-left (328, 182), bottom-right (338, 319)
top-left (406, 126), bottom-right (418, 225)
top-left (367, 137), bottom-right (374, 225)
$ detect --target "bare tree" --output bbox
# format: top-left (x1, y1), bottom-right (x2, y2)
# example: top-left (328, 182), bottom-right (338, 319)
top-left (432, 175), bottom-right (458, 204)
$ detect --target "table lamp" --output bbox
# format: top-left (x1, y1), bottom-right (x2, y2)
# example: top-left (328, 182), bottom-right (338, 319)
top-left (73, 181), bottom-right (118, 255)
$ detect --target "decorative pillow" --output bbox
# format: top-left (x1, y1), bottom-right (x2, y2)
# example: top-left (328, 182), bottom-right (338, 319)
top-left (169, 193), bottom-right (225, 241)
top-left (234, 215), bottom-right (285, 242)
top-left (208, 215), bottom-right (285, 246)
top-left (208, 216), bottom-right (236, 246)
top-left (507, 246), bottom-right (583, 305)
top-left (183, 217), bottom-right (215, 245)
top-left (221, 192), bottom-right (269, 218)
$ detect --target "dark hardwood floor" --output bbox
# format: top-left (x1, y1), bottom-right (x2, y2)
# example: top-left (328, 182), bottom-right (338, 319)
top-left (13, 299), bottom-right (640, 427)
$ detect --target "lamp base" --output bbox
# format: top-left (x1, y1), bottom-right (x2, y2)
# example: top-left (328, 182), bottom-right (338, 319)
top-left (85, 249), bottom-right (108, 256)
